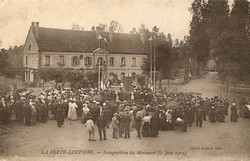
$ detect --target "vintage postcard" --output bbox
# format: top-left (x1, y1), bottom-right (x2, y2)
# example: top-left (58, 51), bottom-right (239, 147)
top-left (0, 0), bottom-right (250, 161)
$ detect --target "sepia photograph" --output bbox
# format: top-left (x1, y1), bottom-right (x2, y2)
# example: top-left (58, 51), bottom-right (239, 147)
top-left (0, 0), bottom-right (250, 161)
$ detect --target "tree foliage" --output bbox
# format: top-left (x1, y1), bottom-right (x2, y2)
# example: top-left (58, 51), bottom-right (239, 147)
top-left (190, 0), bottom-right (211, 76)
top-left (189, 0), bottom-right (250, 81)
top-left (37, 68), bottom-right (98, 88)
top-left (0, 49), bottom-right (9, 73)
top-left (224, 0), bottom-right (250, 81)
top-left (109, 20), bottom-right (123, 33)
top-left (139, 24), bottom-right (181, 82)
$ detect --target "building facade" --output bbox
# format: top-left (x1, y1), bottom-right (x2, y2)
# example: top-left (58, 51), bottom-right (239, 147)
top-left (23, 22), bottom-right (148, 83)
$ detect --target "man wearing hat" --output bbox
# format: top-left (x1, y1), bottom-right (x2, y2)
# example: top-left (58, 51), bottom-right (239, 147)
top-left (15, 95), bottom-right (25, 123)
top-left (0, 96), bottom-right (6, 124)
top-left (23, 97), bottom-right (32, 126)
top-left (134, 106), bottom-right (144, 138)
top-left (37, 97), bottom-right (48, 123)
top-left (30, 97), bottom-right (37, 125)
top-left (123, 107), bottom-right (131, 139)
top-left (195, 103), bottom-right (203, 128)
top-left (231, 101), bottom-right (238, 122)
top-left (111, 113), bottom-right (119, 139)
top-left (55, 99), bottom-right (65, 127)
top-left (209, 104), bottom-right (216, 123)
top-left (96, 102), bottom-right (108, 140)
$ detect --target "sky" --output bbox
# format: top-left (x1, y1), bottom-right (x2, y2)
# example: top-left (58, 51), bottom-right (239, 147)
top-left (0, 0), bottom-right (235, 48)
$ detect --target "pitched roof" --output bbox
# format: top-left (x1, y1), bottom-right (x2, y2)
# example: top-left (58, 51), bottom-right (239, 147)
top-left (36, 27), bottom-right (99, 53)
top-left (109, 32), bottom-right (147, 54)
top-left (33, 26), bottom-right (148, 54)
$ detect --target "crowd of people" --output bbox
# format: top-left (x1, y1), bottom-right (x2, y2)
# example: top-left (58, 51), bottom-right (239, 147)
top-left (0, 87), bottom-right (246, 141)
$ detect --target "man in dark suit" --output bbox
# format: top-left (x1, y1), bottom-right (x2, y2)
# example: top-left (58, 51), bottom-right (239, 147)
top-left (23, 98), bottom-right (32, 126)
top-left (96, 102), bottom-right (107, 140)
top-left (15, 97), bottom-right (24, 123)
top-left (195, 104), bottom-right (203, 128)
top-left (55, 99), bottom-right (65, 127)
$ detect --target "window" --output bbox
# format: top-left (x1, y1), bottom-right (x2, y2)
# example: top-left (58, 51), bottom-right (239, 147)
top-left (109, 57), bottom-right (114, 66)
top-left (58, 56), bottom-right (65, 66)
top-left (85, 56), bottom-right (92, 66)
top-left (97, 57), bottom-right (103, 66)
top-left (45, 56), bottom-right (50, 66)
top-left (132, 57), bottom-right (136, 67)
top-left (72, 56), bottom-right (80, 66)
top-left (25, 71), bottom-right (30, 81)
top-left (121, 57), bottom-right (126, 66)
top-left (25, 56), bottom-right (28, 65)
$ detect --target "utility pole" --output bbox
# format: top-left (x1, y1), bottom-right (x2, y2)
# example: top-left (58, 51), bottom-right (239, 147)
top-left (148, 37), bottom-right (153, 91)
top-left (97, 35), bottom-right (103, 91)
top-left (153, 44), bottom-right (156, 92)
top-left (98, 60), bottom-right (101, 91)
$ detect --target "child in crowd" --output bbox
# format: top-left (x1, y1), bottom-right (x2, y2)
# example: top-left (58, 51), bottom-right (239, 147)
top-left (85, 117), bottom-right (96, 141)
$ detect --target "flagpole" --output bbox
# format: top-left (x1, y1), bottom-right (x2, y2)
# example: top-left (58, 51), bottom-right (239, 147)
top-left (97, 35), bottom-right (103, 91)
top-left (148, 37), bottom-right (153, 90)
top-left (153, 45), bottom-right (156, 93)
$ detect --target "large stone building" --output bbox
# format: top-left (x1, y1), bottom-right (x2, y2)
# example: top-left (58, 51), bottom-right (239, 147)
top-left (23, 22), bottom-right (148, 83)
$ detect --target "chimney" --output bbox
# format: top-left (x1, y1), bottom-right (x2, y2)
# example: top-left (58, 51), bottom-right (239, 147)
top-left (31, 21), bottom-right (39, 39)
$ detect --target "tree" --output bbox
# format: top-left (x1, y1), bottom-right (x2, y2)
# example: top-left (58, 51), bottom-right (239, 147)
top-left (91, 26), bottom-right (96, 31)
top-left (109, 20), bottom-right (122, 33)
top-left (138, 24), bottom-right (151, 44)
top-left (38, 68), bottom-right (64, 84)
top-left (206, 0), bottom-right (230, 58)
top-left (0, 48), bottom-right (10, 75)
top-left (226, 0), bottom-right (250, 81)
top-left (189, 0), bottom-right (210, 76)
top-left (174, 39), bottom-right (180, 47)
top-left (137, 75), bottom-right (146, 88)
top-left (167, 33), bottom-right (173, 48)
top-left (96, 24), bottom-right (107, 32)
top-left (129, 27), bottom-right (137, 34)
top-left (152, 25), bottom-right (159, 33)
top-left (157, 43), bottom-right (174, 79)
top-left (72, 24), bottom-right (84, 31)
top-left (142, 57), bottom-right (150, 75)
top-left (38, 68), bottom-right (99, 88)
top-left (85, 71), bottom-right (98, 87)
top-left (189, 0), bottom-right (250, 83)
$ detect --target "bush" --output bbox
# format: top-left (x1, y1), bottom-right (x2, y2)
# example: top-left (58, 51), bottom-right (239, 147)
top-left (37, 68), bottom-right (98, 89)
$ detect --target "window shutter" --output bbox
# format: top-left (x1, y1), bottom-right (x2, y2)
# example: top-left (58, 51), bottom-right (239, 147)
top-left (84, 57), bottom-right (87, 65)
top-left (71, 57), bottom-right (74, 66)
top-left (89, 57), bottom-right (92, 65)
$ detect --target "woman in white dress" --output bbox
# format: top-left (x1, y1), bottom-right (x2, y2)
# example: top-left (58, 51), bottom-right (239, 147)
top-left (81, 101), bottom-right (90, 123)
top-left (67, 98), bottom-right (78, 121)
